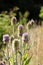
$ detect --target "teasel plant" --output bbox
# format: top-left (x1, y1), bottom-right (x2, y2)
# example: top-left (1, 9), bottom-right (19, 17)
top-left (27, 19), bottom-right (34, 31)
top-left (12, 39), bottom-right (20, 65)
top-left (22, 32), bottom-right (30, 53)
top-left (3, 34), bottom-right (10, 65)
top-left (18, 32), bottom-right (32, 65)
top-left (18, 32), bottom-right (30, 65)
top-left (17, 24), bottom-right (24, 65)
top-left (10, 16), bottom-right (17, 36)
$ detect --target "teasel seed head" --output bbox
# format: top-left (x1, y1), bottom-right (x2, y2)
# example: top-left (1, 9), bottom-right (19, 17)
top-left (11, 16), bottom-right (17, 25)
top-left (22, 32), bottom-right (29, 43)
top-left (12, 39), bottom-right (20, 51)
top-left (3, 34), bottom-right (10, 44)
top-left (18, 24), bottom-right (24, 37)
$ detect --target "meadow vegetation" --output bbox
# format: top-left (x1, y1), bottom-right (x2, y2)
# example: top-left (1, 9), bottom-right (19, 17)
top-left (0, 9), bottom-right (43, 65)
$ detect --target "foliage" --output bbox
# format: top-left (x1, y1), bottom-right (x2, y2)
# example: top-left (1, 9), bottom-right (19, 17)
top-left (19, 11), bottom-right (29, 24)
top-left (39, 6), bottom-right (43, 19)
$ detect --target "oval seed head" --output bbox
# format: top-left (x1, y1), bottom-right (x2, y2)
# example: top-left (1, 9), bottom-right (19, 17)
top-left (18, 24), bottom-right (24, 37)
top-left (3, 34), bottom-right (10, 43)
top-left (11, 16), bottom-right (17, 25)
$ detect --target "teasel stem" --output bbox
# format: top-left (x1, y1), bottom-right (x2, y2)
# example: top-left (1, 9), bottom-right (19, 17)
top-left (21, 40), bottom-right (24, 65)
top-left (23, 42), bottom-right (26, 54)
top-left (7, 44), bottom-right (10, 65)
top-left (12, 44), bottom-right (14, 65)
top-left (15, 51), bottom-right (18, 64)
top-left (11, 25), bottom-right (14, 36)
top-left (18, 38), bottom-right (22, 65)
top-left (13, 26), bottom-right (14, 35)
top-left (20, 42), bottom-right (22, 65)
top-left (20, 55), bottom-right (22, 65)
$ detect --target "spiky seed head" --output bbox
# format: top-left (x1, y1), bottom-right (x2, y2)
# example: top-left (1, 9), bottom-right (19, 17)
top-left (22, 32), bottom-right (29, 43)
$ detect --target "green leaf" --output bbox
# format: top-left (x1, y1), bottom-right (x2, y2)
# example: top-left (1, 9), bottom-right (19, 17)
top-left (3, 52), bottom-right (9, 61)
top-left (9, 57), bottom-right (14, 64)
top-left (23, 53), bottom-right (28, 61)
top-left (18, 50), bottom-right (22, 56)
top-left (24, 56), bottom-right (32, 65)
top-left (24, 11), bottom-right (29, 18)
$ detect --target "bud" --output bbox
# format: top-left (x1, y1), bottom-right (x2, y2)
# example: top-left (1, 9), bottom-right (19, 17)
top-left (12, 39), bottom-right (20, 51)
top-left (18, 24), bottom-right (24, 37)
top-left (22, 33), bottom-right (29, 43)
top-left (11, 16), bottom-right (17, 25)
top-left (3, 34), bottom-right (10, 43)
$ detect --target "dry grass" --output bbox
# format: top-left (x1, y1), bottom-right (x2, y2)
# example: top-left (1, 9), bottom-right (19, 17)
top-left (28, 26), bottom-right (43, 65)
